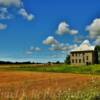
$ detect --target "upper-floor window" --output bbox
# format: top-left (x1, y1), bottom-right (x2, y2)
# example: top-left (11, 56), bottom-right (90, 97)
top-left (83, 53), bottom-right (85, 56)
top-left (78, 53), bottom-right (81, 57)
top-left (72, 53), bottom-right (74, 56)
top-left (86, 56), bottom-right (88, 60)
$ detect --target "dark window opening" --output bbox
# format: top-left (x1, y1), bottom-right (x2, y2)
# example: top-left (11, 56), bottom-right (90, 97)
top-left (86, 56), bottom-right (88, 60)
top-left (79, 59), bottom-right (81, 63)
top-left (83, 57), bottom-right (85, 63)
top-left (72, 53), bottom-right (74, 56)
top-left (72, 59), bottom-right (74, 63)
top-left (76, 59), bottom-right (77, 63)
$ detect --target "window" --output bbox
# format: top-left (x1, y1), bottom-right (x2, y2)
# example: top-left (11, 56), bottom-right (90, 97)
top-left (72, 59), bottom-right (74, 63)
top-left (76, 59), bottom-right (77, 63)
top-left (79, 59), bottom-right (81, 63)
top-left (79, 53), bottom-right (82, 57)
top-left (72, 53), bottom-right (74, 56)
top-left (83, 57), bottom-right (85, 63)
top-left (86, 56), bottom-right (88, 60)
top-left (78, 53), bottom-right (81, 57)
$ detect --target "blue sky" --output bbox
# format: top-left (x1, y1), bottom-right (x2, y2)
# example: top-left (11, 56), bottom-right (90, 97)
top-left (0, 0), bottom-right (100, 63)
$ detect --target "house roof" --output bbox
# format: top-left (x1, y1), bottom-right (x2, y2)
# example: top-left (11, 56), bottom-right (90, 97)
top-left (71, 40), bottom-right (95, 52)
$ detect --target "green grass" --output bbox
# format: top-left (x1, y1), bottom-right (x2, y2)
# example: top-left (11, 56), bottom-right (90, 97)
top-left (0, 64), bottom-right (100, 74)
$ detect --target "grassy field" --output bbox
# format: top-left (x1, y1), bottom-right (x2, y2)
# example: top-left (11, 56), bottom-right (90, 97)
top-left (0, 64), bottom-right (99, 100)
top-left (0, 64), bottom-right (100, 74)
top-left (0, 72), bottom-right (99, 100)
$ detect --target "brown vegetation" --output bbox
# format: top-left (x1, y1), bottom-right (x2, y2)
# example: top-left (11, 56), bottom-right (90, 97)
top-left (0, 71), bottom-right (99, 99)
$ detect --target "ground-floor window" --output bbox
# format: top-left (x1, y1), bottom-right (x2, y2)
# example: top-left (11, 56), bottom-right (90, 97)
top-left (79, 59), bottom-right (81, 63)
top-left (76, 59), bottom-right (77, 63)
top-left (72, 59), bottom-right (74, 63)
top-left (86, 56), bottom-right (88, 60)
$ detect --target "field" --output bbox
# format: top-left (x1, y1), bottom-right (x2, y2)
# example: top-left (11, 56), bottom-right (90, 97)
top-left (0, 64), bottom-right (100, 74)
top-left (0, 64), bottom-right (99, 100)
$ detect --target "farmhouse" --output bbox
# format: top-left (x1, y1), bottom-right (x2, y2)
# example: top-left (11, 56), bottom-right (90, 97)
top-left (70, 40), bottom-right (98, 65)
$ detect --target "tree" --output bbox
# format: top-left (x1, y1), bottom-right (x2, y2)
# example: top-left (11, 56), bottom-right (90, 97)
top-left (55, 61), bottom-right (60, 64)
top-left (65, 55), bottom-right (70, 64)
top-left (95, 45), bottom-right (100, 51)
top-left (95, 45), bottom-right (100, 64)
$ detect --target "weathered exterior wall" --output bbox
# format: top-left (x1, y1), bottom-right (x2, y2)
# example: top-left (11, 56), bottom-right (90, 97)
top-left (70, 51), bottom-right (96, 65)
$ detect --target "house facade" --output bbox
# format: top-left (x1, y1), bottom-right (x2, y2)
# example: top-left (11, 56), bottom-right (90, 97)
top-left (70, 40), bottom-right (98, 65)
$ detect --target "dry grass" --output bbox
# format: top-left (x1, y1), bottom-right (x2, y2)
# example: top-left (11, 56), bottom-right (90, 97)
top-left (0, 71), bottom-right (99, 99)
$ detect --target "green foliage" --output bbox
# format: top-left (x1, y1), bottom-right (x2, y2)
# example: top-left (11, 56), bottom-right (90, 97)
top-left (0, 64), bottom-right (100, 75)
top-left (65, 55), bottom-right (70, 64)
top-left (96, 45), bottom-right (100, 51)
top-left (96, 45), bottom-right (100, 64)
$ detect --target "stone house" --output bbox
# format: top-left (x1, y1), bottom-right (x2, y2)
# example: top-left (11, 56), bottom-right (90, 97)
top-left (70, 40), bottom-right (98, 65)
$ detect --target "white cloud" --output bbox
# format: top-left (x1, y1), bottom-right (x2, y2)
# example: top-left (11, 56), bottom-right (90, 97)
top-left (0, 7), bottom-right (8, 13)
top-left (0, 1), bottom-right (34, 21)
top-left (43, 36), bottom-right (58, 45)
top-left (49, 43), bottom-right (78, 52)
top-left (0, 0), bottom-right (22, 7)
top-left (74, 36), bottom-right (85, 43)
top-left (0, 23), bottom-right (7, 30)
top-left (26, 51), bottom-right (33, 55)
top-left (49, 53), bottom-right (66, 58)
top-left (56, 22), bottom-right (78, 35)
top-left (49, 43), bottom-right (69, 51)
top-left (82, 40), bottom-right (90, 45)
top-left (0, 7), bottom-right (12, 19)
top-left (86, 18), bottom-right (100, 39)
top-left (68, 44), bottom-right (78, 50)
top-left (30, 46), bottom-right (41, 52)
top-left (27, 46), bottom-right (41, 55)
top-left (94, 36), bottom-right (100, 45)
top-left (70, 29), bottom-right (78, 35)
top-left (18, 8), bottom-right (34, 21)
top-left (43, 36), bottom-right (78, 52)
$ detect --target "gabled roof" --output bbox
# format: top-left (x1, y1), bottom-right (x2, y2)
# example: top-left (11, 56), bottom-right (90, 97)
top-left (71, 40), bottom-right (95, 52)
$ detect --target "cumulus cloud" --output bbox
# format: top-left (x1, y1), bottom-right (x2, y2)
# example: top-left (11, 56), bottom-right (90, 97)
top-left (86, 18), bottom-right (100, 39)
top-left (43, 36), bottom-right (58, 45)
top-left (18, 8), bottom-right (34, 21)
top-left (43, 36), bottom-right (78, 52)
top-left (27, 46), bottom-right (41, 55)
top-left (0, 7), bottom-right (8, 13)
top-left (26, 51), bottom-right (33, 55)
top-left (94, 36), bottom-right (100, 45)
top-left (30, 46), bottom-right (41, 52)
top-left (56, 22), bottom-right (78, 35)
top-left (80, 40), bottom-right (90, 46)
top-left (0, 1), bottom-right (34, 21)
top-left (0, 23), bottom-right (7, 30)
top-left (49, 53), bottom-right (66, 58)
top-left (49, 43), bottom-right (78, 52)
top-left (0, 0), bottom-right (22, 7)
top-left (0, 7), bottom-right (12, 19)
top-left (74, 36), bottom-right (85, 43)
top-left (49, 43), bottom-right (69, 51)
